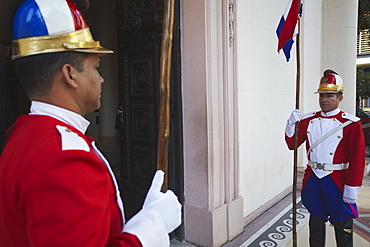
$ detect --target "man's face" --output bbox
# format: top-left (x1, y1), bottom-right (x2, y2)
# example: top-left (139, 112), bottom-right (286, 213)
top-left (319, 93), bottom-right (343, 113)
top-left (75, 54), bottom-right (104, 115)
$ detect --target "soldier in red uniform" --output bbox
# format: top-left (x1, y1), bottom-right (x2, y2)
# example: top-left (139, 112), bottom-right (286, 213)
top-left (0, 1), bottom-right (181, 246)
top-left (285, 70), bottom-right (365, 247)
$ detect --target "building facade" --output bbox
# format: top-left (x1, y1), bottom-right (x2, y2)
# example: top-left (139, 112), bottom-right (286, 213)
top-left (0, 0), bottom-right (358, 246)
top-left (61, 0), bottom-right (361, 246)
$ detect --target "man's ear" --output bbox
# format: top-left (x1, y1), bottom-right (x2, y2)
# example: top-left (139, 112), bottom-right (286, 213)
top-left (338, 95), bottom-right (343, 102)
top-left (61, 64), bottom-right (78, 89)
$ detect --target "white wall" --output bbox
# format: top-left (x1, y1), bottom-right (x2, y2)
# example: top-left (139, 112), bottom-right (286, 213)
top-left (237, 0), bottom-right (299, 218)
top-left (236, 0), bottom-right (358, 218)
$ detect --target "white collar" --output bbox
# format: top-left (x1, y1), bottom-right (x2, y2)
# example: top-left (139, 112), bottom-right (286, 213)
top-left (320, 108), bottom-right (340, 117)
top-left (29, 101), bottom-right (90, 134)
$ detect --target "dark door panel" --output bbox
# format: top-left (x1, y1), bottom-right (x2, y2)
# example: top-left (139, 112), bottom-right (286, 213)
top-left (116, 2), bottom-right (184, 240)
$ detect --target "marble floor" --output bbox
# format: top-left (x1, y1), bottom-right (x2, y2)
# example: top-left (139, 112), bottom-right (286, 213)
top-left (172, 172), bottom-right (370, 247)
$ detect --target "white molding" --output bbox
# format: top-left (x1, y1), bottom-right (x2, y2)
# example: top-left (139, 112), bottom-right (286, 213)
top-left (182, 0), bottom-right (242, 245)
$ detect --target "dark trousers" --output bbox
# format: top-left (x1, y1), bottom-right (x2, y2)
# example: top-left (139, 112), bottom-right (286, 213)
top-left (309, 214), bottom-right (353, 247)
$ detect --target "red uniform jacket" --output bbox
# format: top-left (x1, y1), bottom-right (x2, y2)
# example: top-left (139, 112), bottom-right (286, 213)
top-left (285, 110), bottom-right (365, 193)
top-left (0, 115), bottom-right (141, 246)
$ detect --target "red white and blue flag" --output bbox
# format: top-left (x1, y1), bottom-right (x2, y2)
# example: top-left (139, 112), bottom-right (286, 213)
top-left (276, 0), bottom-right (301, 62)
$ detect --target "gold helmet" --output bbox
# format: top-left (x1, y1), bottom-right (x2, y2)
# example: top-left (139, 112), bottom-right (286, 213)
top-left (315, 70), bottom-right (343, 94)
top-left (11, 0), bottom-right (112, 59)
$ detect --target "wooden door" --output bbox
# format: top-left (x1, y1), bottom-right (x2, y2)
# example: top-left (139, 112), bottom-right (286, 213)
top-left (116, 0), bottom-right (184, 237)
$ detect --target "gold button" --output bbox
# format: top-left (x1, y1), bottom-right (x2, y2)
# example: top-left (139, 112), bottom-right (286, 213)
top-left (311, 149), bottom-right (314, 152)
top-left (330, 153), bottom-right (333, 155)
top-left (318, 117), bottom-right (321, 120)
top-left (338, 136), bottom-right (341, 138)
top-left (307, 131), bottom-right (310, 134)
top-left (333, 119), bottom-right (336, 121)
top-left (310, 121), bottom-right (313, 123)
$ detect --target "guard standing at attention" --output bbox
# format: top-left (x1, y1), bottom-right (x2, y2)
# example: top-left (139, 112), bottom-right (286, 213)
top-left (285, 70), bottom-right (365, 247)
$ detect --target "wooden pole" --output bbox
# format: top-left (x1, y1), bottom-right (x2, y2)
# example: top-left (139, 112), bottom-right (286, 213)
top-left (292, 4), bottom-right (301, 246)
top-left (157, 0), bottom-right (175, 192)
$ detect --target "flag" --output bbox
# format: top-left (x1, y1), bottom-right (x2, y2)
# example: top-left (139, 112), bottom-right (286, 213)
top-left (276, 0), bottom-right (300, 62)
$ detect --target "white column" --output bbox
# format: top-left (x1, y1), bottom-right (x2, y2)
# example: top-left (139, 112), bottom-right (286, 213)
top-left (324, 0), bottom-right (358, 114)
top-left (182, 0), bottom-right (243, 246)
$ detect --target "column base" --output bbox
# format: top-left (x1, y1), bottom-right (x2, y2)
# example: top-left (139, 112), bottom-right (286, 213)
top-left (184, 197), bottom-right (243, 246)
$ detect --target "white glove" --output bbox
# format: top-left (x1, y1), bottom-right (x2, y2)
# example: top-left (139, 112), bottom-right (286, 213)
top-left (285, 109), bottom-right (301, 137)
top-left (288, 109), bottom-right (301, 126)
top-left (343, 185), bottom-right (360, 204)
top-left (343, 196), bottom-right (356, 204)
top-left (143, 170), bottom-right (182, 233)
top-left (123, 209), bottom-right (169, 247)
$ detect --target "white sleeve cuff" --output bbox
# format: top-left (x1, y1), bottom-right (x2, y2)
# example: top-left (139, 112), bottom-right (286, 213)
top-left (285, 120), bottom-right (295, 138)
top-left (123, 209), bottom-right (169, 247)
top-left (343, 185), bottom-right (361, 202)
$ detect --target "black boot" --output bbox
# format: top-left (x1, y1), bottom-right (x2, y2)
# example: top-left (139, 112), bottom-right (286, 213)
top-left (309, 214), bottom-right (326, 247)
top-left (332, 219), bottom-right (353, 247)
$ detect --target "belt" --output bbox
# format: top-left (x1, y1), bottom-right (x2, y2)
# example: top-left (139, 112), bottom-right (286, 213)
top-left (308, 160), bottom-right (349, 171)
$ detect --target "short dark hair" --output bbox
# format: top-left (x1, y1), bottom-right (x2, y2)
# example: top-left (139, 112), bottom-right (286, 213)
top-left (15, 51), bottom-right (89, 97)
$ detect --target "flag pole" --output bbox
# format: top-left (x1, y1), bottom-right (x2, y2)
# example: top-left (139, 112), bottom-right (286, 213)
top-left (292, 3), bottom-right (301, 246)
top-left (157, 0), bottom-right (175, 192)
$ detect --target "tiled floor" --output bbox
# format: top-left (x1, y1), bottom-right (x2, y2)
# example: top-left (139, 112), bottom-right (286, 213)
top-left (239, 197), bottom-right (309, 246)
top-left (285, 186), bottom-right (370, 247)
top-left (172, 172), bottom-right (370, 247)
top-left (226, 174), bottom-right (370, 247)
